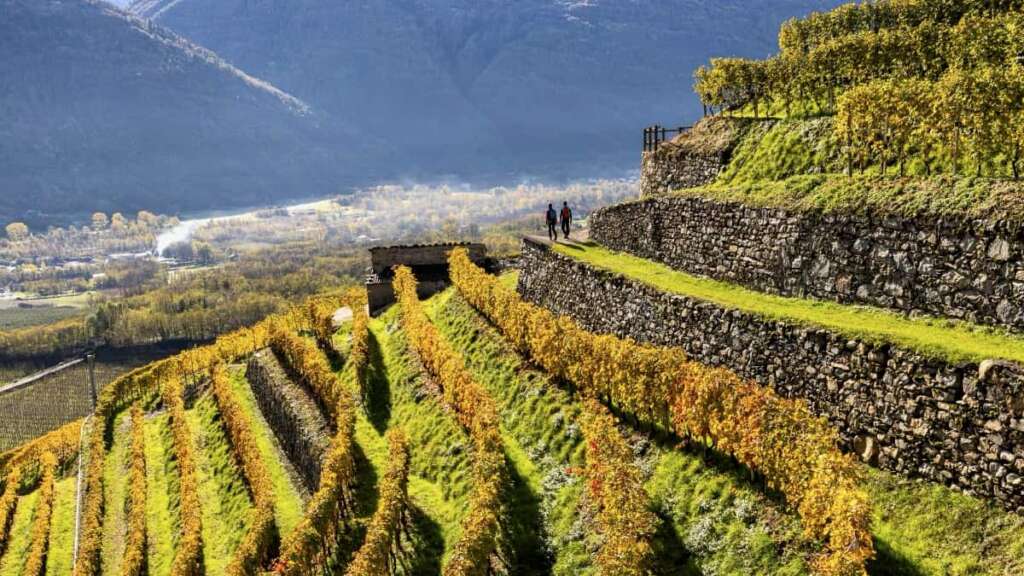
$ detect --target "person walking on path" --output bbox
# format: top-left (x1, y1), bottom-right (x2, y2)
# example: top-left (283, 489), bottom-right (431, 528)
top-left (560, 202), bottom-right (573, 240)
top-left (546, 203), bottom-right (558, 241)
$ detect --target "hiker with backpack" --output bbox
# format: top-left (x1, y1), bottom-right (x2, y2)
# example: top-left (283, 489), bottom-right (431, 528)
top-left (546, 203), bottom-right (558, 241)
top-left (560, 202), bottom-right (573, 240)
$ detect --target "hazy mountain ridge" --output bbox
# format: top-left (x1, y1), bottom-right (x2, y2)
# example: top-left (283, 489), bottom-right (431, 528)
top-left (131, 0), bottom-right (844, 176)
top-left (0, 0), bottom-right (362, 227)
top-left (1, 0), bottom-right (843, 227)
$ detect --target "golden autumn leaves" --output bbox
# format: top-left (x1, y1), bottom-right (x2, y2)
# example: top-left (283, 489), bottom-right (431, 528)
top-left (448, 248), bottom-right (874, 575)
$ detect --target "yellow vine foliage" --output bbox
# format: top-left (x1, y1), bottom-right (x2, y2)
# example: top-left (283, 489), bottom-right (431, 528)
top-left (74, 303), bottom-right (298, 576)
top-left (211, 363), bottom-right (278, 575)
top-left (121, 405), bottom-right (148, 576)
top-left (448, 249), bottom-right (874, 575)
top-left (345, 288), bottom-right (370, 386)
top-left (273, 393), bottom-right (357, 576)
top-left (392, 266), bottom-right (505, 576)
top-left (2, 418), bottom-right (83, 483)
top-left (580, 400), bottom-right (658, 576)
top-left (70, 292), bottom-right (358, 576)
top-left (22, 452), bottom-right (57, 576)
top-left (163, 376), bottom-right (203, 576)
top-left (345, 429), bottom-right (411, 576)
top-left (271, 302), bottom-right (367, 576)
top-left (0, 467), bottom-right (21, 553)
top-left (270, 323), bottom-right (344, 420)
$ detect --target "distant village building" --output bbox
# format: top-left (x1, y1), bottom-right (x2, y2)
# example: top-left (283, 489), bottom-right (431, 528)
top-left (366, 242), bottom-right (490, 315)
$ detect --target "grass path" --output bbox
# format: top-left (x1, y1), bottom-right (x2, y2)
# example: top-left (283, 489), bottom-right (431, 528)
top-left (100, 412), bottom-right (131, 575)
top-left (553, 241), bottom-right (1024, 364)
top-left (0, 490), bottom-right (38, 575)
top-left (185, 394), bottom-right (253, 576)
top-left (144, 412), bottom-right (178, 576)
top-left (227, 368), bottom-right (306, 537)
top-left (45, 476), bottom-right (79, 576)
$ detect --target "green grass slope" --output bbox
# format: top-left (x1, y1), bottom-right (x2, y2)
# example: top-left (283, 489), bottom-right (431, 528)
top-left (44, 476), bottom-right (77, 576)
top-left (360, 315), bottom-right (476, 570)
top-left (674, 117), bottom-right (1024, 223)
top-left (0, 490), bottom-right (38, 576)
top-left (144, 412), bottom-right (179, 576)
top-left (430, 289), bottom-right (813, 575)
top-left (186, 393), bottom-right (254, 576)
top-left (101, 413), bottom-right (132, 576)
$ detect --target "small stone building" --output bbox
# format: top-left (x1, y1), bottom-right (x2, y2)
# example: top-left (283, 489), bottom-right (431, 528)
top-left (365, 242), bottom-right (490, 315)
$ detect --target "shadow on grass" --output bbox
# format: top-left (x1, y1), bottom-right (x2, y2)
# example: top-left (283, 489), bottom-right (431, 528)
top-left (324, 440), bottom-right (379, 573)
top-left (404, 503), bottom-right (444, 576)
top-left (651, 507), bottom-right (702, 576)
top-left (363, 329), bottom-right (393, 434)
top-left (867, 539), bottom-right (926, 576)
top-left (500, 454), bottom-right (554, 576)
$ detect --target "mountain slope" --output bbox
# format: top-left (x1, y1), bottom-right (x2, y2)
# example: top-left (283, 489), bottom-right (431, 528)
top-left (130, 0), bottom-right (844, 179)
top-left (0, 0), bottom-right (364, 227)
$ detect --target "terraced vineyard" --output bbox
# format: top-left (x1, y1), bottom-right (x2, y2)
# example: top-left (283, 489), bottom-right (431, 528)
top-left (1, 253), bottom-right (1023, 576)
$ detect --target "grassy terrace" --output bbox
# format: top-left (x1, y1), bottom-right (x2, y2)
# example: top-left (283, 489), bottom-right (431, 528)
top-left (552, 241), bottom-right (1024, 365)
top-left (667, 117), bottom-right (1024, 224)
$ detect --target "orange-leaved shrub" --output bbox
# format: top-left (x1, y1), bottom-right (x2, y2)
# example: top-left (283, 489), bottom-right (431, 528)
top-left (581, 399), bottom-right (658, 576)
top-left (23, 451), bottom-right (57, 576)
top-left (0, 466), bottom-right (22, 554)
top-left (163, 376), bottom-right (203, 576)
top-left (271, 314), bottom-right (360, 576)
top-left (448, 248), bottom-right (874, 575)
top-left (121, 405), bottom-right (148, 576)
top-left (392, 266), bottom-right (506, 576)
top-left (211, 363), bottom-right (279, 575)
top-left (273, 394), bottom-right (357, 576)
top-left (269, 322), bottom-right (344, 420)
top-left (345, 429), bottom-right (411, 576)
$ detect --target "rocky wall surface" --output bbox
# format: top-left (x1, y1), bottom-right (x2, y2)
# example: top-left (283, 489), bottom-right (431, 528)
top-left (518, 239), bottom-right (1024, 511)
top-left (247, 349), bottom-right (331, 491)
top-left (639, 148), bottom-right (724, 198)
top-left (591, 195), bottom-right (1024, 332)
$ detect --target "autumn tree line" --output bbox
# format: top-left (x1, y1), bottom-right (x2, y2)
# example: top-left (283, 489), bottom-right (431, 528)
top-left (2, 210), bottom-right (175, 261)
top-left (0, 243), bottom-right (366, 363)
top-left (693, 1), bottom-right (1024, 177)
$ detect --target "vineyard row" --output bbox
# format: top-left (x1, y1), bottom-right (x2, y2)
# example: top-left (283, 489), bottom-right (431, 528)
top-left (448, 248), bottom-right (873, 576)
top-left (393, 266), bottom-right (506, 576)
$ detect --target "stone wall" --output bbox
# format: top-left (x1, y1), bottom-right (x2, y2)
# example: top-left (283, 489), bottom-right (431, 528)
top-left (369, 242), bottom-right (488, 276)
top-left (518, 239), bottom-right (1024, 511)
top-left (591, 195), bottom-right (1024, 333)
top-left (247, 350), bottom-right (331, 491)
top-left (639, 147), bottom-right (725, 198)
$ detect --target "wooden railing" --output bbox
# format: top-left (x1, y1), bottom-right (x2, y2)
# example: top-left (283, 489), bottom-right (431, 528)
top-left (642, 125), bottom-right (690, 152)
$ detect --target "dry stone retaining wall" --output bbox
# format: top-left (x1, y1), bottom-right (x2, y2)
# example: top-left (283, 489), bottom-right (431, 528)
top-left (518, 239), bottom-right (1024, 511)
top-left (640, 148), bottom-right (724, 198)
top-left (247, 349), bottom-right (331, 491)
top-left (591, 195), bottom-right (1024, 333)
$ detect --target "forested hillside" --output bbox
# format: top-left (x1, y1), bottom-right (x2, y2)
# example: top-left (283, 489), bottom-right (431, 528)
top-left (0, 0), bottom-right (364, 228)
top-left (130, 0), bottom-right (843, 180)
